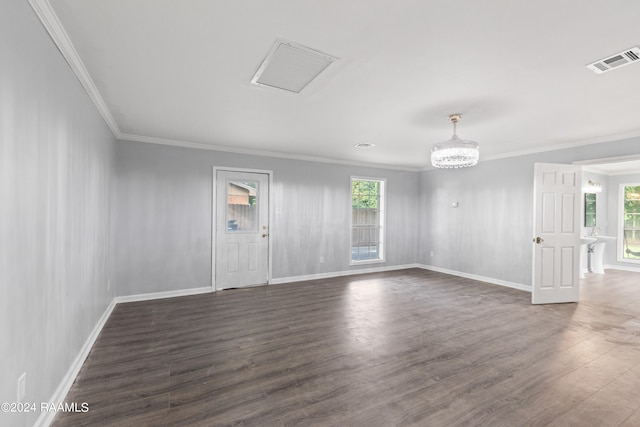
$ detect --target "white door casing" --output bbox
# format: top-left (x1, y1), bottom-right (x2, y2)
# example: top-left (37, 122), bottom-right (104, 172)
top-left (214, 170), bottom-right (270, 290)
top-left (532, 163), bottom-right (581, 304)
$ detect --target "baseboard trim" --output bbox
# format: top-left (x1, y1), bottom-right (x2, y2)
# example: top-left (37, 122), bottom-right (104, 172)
top-left (36, 286), bottom-right (213, 426)
top-left (417, 264), bottom-right (532, 292)
top-left (115, 286), bottom-right (213, 304)
top-left (604, 264), bottom-right (640, 273)
top-left (35, 266), bottom-right (525, 427)
top-left (270, 264), bottom-right (420, 285)
top-left (35, 298), bottom-right (117, 427)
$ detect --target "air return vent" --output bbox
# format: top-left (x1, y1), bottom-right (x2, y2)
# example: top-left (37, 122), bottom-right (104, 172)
top-left (587, 47), bottom-right (640, 74)
top-left (251, 39), bottom-right (339, 93)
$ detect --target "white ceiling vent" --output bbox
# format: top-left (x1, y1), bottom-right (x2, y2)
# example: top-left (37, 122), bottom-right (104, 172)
top-left (587, 47), bottom-right (640, 74)
top-left (251, 39), bottom-right (338, 93)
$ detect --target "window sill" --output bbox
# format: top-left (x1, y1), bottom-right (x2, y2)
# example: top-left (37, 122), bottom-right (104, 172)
top-left (350, 258), bottom-right (386, 266)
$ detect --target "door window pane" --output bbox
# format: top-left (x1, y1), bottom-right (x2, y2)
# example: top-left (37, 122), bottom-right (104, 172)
top-left (227, 181), bottom-right (258, 232)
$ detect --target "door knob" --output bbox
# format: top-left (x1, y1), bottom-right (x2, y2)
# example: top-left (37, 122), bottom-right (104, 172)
top-left (262, 233), bottom-right (269, 238)
top-left (533, 236), bottom-right (544, 244)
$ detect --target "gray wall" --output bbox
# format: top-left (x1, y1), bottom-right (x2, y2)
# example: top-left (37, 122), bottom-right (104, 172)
top-left (116, 135), bottom-right (640, 298)
top-left (419, 137), bottom-right (640, 288)
top-left (114, 141), bottom-right (419, 296)
top-left (4, 1), bottom-right (640, 422)
top-left (0, 2), bottom-right (115, 425)
top-left (419, 158), bottom-right (534, 285)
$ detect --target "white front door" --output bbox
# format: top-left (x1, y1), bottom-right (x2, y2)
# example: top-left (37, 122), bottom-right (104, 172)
top-left (532, 163), bottom-right (581, 304)
top-left (215, 170), bottom-right (269, 290)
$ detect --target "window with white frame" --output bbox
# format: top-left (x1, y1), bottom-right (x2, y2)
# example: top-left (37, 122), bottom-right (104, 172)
top-left (620, 183), bottom-right (640, 263)
top-left (351, 177), bottom-right (385, 263)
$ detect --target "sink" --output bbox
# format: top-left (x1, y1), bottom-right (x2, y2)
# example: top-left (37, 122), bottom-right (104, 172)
top-left (581, 236), bottom-right (617, 275)
top-left (591, 235), bottom-right (617, 243)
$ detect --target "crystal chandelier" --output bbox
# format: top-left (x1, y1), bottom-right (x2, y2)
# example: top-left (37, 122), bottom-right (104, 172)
top-left (430, 114), bottom-right (480, 168)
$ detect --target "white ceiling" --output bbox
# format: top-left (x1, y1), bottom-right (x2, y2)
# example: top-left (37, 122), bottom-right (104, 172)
top-left (582, 159), bottom-right (640, 176)
top-left (38, 0), bottom-right (640, 169)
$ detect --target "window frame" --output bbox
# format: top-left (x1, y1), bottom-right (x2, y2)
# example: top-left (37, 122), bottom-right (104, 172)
top-left (349, 176), bottom-right (386, 265)
top-left (617, 182), bottom-right (640, 264)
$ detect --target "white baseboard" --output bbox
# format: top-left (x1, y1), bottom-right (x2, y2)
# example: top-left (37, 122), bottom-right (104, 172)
top-left (417, 264), bottom-right (531, 292)
top-left (115, 286), bottom-right (213, 303)
top-left (35, 266), bottom-right (525, 427)
top-left (270, 264), bottom-right (531, 293)
top-left (604, 264), bottom-right (640, 273)
top-left (35, 286), bottom-right (212, 426)
top-left (34, 298), bottom-right (117, 427)
top-left (270, 264), bottom-right (420, 285)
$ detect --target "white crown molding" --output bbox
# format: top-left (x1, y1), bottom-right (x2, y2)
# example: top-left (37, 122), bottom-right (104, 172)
top-left (420, 131), bottom-right (640, 171)
top-left (26, 0), bottom-right (420, 173)
top-left (29, 0), bottom-right (415, 172)
top-left (573, 154), bottom-right (640, 166)
top-left (482, 131), bottom-right (640, 162)
top-left (29, 0), bottom-right (640, 172)
top-left (28, 0), bottom-right (122, 138)
top-left (119, 132), bottom-right (421, 172)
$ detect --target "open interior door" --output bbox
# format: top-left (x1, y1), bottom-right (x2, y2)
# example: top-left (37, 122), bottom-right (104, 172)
top-left (532, 163), bottom-right (582, 304)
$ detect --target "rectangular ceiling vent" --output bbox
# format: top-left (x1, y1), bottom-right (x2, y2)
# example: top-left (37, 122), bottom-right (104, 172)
top-left (251, 39), bottom-right (339, 93)
top-left (587, 47), bottom-right (640, 74)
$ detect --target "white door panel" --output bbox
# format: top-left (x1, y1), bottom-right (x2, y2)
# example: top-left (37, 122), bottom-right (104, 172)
top-left (215, 170), bottom-right (269, 290)
top-left (532, 163), bottom-right (581, 304)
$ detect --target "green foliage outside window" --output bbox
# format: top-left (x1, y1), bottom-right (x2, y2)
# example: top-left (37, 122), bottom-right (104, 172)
top-left (624, 186), bottom-right (640, 227)
top-left (624, 185), bottom-right (640, 260)
top-left (352, 180), bottom-right (380, 208)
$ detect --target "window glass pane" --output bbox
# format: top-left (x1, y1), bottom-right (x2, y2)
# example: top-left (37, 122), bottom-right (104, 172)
top-left (351, 178), bottom-right (384, 262)
top-left (623, 185), bottom-right (640, 260)
top-left (370, 228), bottom-right (378, 243)
top-left (352, 227), bottom-right (359, 245)
top-left (227, 181), bottom-right (258, 232)
top-left (584, 193), bottom-right (596, 227)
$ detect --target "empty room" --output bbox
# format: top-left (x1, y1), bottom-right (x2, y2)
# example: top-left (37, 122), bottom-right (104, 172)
top-left (3, 0), bottom-right (640, 426)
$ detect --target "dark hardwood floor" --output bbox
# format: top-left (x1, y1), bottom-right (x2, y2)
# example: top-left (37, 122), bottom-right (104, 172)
top-left (52, 268), bottom-right (640, 426)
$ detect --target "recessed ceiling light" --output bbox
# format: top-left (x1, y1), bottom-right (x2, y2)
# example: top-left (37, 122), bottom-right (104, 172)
top-left (251, 39), bottom-right (339, 93)
top-left (354, 142), bottom-right (376, 148)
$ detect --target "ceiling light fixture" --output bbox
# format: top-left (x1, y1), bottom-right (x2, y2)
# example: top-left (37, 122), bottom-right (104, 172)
top-left (585, 180), bottom-right (602, 193)
top-left (430, 114), bottom-right (480, 168)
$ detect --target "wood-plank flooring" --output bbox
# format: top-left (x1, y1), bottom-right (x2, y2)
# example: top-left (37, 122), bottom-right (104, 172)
top-left (52, 268), bottom-right (640, 426)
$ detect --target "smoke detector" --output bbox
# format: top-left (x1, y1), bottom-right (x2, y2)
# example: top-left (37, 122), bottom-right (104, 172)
top-left (587, 47), bottom-right (640, 74)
